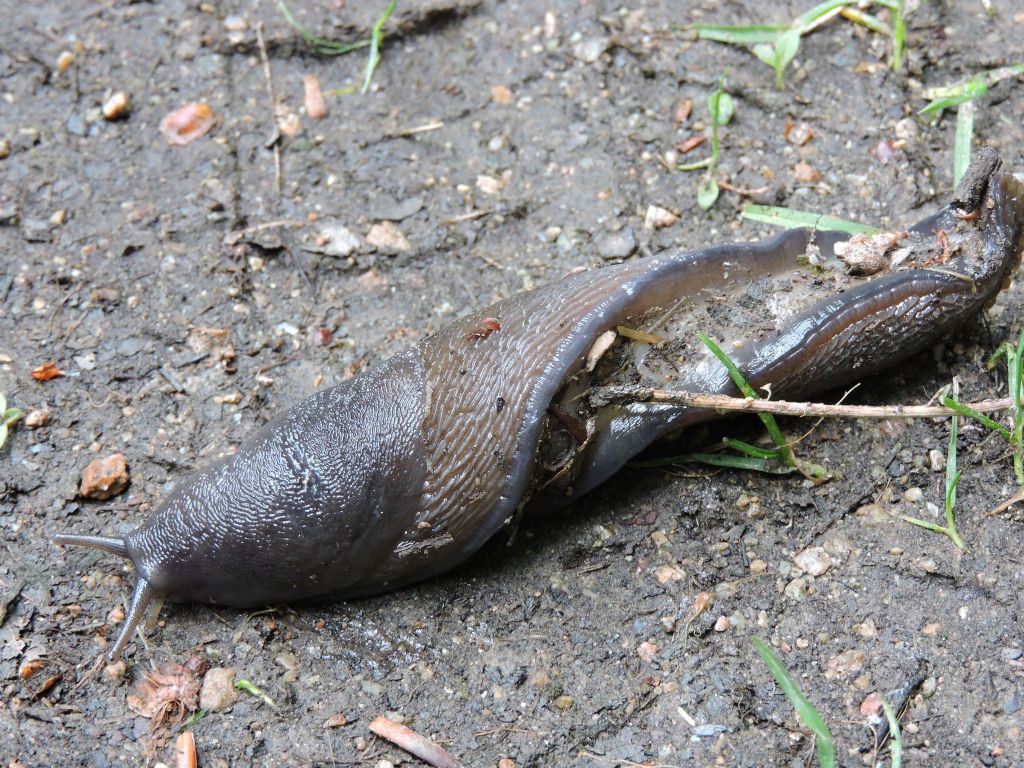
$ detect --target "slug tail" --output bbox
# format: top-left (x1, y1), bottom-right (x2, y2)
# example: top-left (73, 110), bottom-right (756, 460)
top-left (53, 533), bottom-right (129, 559)
top-left (107, 578), bottom-right (155, 661)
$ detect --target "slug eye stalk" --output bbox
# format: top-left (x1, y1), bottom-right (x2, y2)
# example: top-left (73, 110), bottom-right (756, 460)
top-left (53, 533), bottom-right (128, 558)
top-left (54, 533), bottom-right (155, 660)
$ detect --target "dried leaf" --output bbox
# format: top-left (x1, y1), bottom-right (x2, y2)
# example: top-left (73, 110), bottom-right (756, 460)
top-left (127, 655), bottom-right (209, 729)
top-left (31, 361), bottom-right (63, 381)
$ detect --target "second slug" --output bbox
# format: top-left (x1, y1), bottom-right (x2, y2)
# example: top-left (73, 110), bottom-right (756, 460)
top-left (55, 149), bottom-right (1024, 659)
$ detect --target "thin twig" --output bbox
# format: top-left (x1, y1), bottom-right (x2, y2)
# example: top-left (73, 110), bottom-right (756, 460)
top-left (588, 385), bottom-right (1014, 420)
top-left (987, 491), bottom-right (1024, 517)
top-left (255, 22), bottom-right (282, 195)
top-left (389, 120), bottom-right (445, 138)
top-left (444, 209), bottom-right (493, 225)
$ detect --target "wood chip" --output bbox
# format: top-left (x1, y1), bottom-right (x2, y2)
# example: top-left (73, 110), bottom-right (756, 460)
top-left (369, 715), bottom-right (461, 768)
top-left (176, 731), bottom-right (197, 768)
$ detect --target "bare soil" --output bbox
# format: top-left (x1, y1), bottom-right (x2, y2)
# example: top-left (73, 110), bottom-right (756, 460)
top-left (2, 1), bottom-right (1023, 766)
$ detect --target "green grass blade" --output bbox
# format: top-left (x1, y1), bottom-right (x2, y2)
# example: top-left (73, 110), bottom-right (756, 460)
top-left (752, 638), bottom-right (836, 768)
top-left (697, 174), bottom-right (720, 209)
top-left (890, 1), bottom-right (905, 71)
top-left (920, 64), bottom-right (1024, 116)
top-left (953, 101), bottom-right (975, 188)
top-left (922, 64), bottom-right (1024, 101)
top-left (741, 204), bottom-right (881, 235)
top-left (675, 157), bottom-right (713, 172)
top-left (773, 28), bottom-right (801, 89)
top-left (630, 452), bottom-right (796, 474)
top-left (902, 515), bottom-right (951, 535)
top-left (1012, 334), bottom-right (1024, 485)
top-left (698, 334), bottom-right (791, 461)
top-left (688, 23), bottom-right (788, 45)
top-left (235, 678), bottom-right (276, 707)
top-left (881, 699), bottom-right (903, 768)
top-left (795, 0), bottom-right (854, 30)
top-left (722, 437), bottom-right (784, 460)
top-left (945, 411), bottom-right (958, 513)
top-left (940, 394), bottom-right (1010, 439)
top-left (361, 0), bottom-right (397, 94)
top-left (276, 0), bottom-right (370, 56)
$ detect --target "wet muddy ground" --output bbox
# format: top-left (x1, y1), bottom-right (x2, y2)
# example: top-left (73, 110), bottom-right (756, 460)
top-left (2, 1), bottom-right (1024, 766)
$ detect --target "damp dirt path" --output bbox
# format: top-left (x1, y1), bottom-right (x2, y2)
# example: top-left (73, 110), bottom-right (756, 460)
top-left (1, 1), bottom-right (1023, 766)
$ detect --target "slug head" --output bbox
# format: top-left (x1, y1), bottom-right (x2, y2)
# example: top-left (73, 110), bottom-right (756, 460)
top-left (54, 349), bottom-right (433, 660)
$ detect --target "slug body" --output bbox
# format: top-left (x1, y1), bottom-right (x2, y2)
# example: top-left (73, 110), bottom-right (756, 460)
top-left (56, 153), bottom-right (1024, 658)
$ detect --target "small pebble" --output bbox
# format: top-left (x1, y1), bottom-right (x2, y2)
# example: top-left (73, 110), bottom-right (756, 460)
top-left (80, 453), bottom-right (129, 500)
top-left (315, 221), bottom-right (362, 257)
top-left (476, 174), bottom-right (503, 195)
top-left (903, 487), bottom-right (924, 503)
top-left (572, 37), bottom-right (608, 64)
top-left (637, 641), bottom-right (658, 663)
top-left (928, 448), bottom-right (945, 471)
top-left (102, 92), bottom-right (130, 121)
top-left (595, 228), bottom-right (637, 260)
top-left (490, 84), bottom-right (513, 105)
top-left (24, 409), bottom-right (50, 428)
top-left (853, 619), bottom-right (876, 638)
top-left (784, 577), bottom-right (809, 601)
top-left (56, 50), bottom-right (74, 73)
top-left (654, 565), bottom-right (683, 584)
top-left (644, 205), bottom-right (678, 229)
top-left (825, 649), bottom-right (865, 678)
top-left (859, 691), bottom-right (883, 717)
top-left (913, 557), bottom-right (938, 575)
top-left (794, 547), bottom-right (832, 577)
top-left (713, 615), bottom-right (729, 632)
top-left (366, 222), bottom-right (411, 252)
top-left (199, 667), bottom-right (239, 712)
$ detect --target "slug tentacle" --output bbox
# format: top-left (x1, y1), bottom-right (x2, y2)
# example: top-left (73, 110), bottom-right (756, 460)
top-left (52, 533), bottom-right (129, 558)
top-left (54, 150), bottom-right (1024, 660)
top-left (107, 577), bottom-right (155, 661)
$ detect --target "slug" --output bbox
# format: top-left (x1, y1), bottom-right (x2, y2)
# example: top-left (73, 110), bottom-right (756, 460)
top-left (56, 150), bottom-right (1024, 659)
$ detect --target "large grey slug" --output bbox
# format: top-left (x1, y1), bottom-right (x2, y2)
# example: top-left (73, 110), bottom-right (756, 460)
top-left (55, 149), bottom-right (1024, 659)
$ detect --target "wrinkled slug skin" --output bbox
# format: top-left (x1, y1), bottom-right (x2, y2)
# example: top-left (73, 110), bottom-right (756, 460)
top-left (55, 158), bottom-right (1024, 658)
